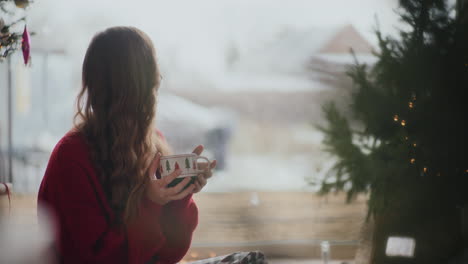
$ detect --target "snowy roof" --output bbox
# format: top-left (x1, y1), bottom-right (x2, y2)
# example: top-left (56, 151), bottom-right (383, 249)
top-left (157, 93), bottom-right (234, 130)
top-left (235, 24), bottom-right (375, 74)
top-left (210, 71), bottom-right (332, 93)
top-left (236, 26), bottom-right (337, 74)
top-left (312, 53), bottom-right (378, 66)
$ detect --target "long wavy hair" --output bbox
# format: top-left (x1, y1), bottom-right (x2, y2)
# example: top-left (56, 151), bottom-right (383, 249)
top-left (74, 27), bottom-right (170, 225)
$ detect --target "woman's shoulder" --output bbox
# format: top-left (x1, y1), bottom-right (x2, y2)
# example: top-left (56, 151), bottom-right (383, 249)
top-left (50, 129), bottom-right (90, 165)
top-left (40, 129), bottom-right (95, 198)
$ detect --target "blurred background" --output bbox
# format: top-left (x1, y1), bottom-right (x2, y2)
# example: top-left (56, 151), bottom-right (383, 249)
top-left (0, 0), bottom-right (404, 263)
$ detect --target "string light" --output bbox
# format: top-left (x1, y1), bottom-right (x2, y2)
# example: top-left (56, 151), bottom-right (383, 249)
top-left (409, 102), bottom-right (414, 108)
top-left (393, 114), bottom-right (399, 122)
top-left (413, 143), bottom-right (417, 147)
top-left (401, 120), bottom-right (406, 127)
top-left (423, 167), bottom-right (428, 173)
top-left (190, 252), bottom-right (199, 258)
top-left (410, 158), bottom-right (416, 164)
top-left (405, 136), bottom-right (409, 141)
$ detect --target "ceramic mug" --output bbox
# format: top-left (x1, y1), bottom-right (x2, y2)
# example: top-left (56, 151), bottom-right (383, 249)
top-left (159, 154), bottom-right (211, 187)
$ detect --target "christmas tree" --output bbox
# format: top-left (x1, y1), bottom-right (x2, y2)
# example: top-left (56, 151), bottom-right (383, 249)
top-left (166, 160), bottom-right (171, 172)
top-left (0, 0), bottom-right (31, 64)
top-left (317, 0), bottom-right (468, 263)
top-left (185, 158), bottom-right (190, 169)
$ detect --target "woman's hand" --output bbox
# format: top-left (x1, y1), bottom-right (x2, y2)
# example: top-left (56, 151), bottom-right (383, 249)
top-left (145, 153), bottom-right (196, 205)
top-left (191, 145), bottom-right (217, 193)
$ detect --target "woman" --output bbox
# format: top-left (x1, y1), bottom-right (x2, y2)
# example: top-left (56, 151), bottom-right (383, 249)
top-left (38, 26), bottom-right (215, 264)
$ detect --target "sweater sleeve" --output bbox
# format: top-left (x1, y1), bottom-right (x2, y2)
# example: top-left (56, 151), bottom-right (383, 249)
top-left (156, 194), bottom-right (199, 264)
top-left (54, 159), bottom-right (167, 263)
top-left (151, 129), bottom-right (199, 263)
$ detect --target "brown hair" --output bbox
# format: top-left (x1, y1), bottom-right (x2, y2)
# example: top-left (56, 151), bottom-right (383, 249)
top-left (74, 27), bottom-right (169, 225)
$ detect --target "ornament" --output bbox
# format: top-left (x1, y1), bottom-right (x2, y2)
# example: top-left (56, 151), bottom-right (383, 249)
top-left (21, 25), bottom-right (30, 65)
top-left (393, 114), bottom-right (399, 122)
top-left (413, 143), bottom-right (417, 147)
top-left (409, 102), bottom-right (414, 108)
top-left (401, 120), bottom-right (406, 126)
top-left (423, 167), bottom-right (427, 173)
top-left (410, 158), bottom-right (415, 164)
top-left (14, 0), bottom-right (30, 9)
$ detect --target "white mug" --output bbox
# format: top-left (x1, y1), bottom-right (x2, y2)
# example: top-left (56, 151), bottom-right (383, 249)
top-left (159, 153), bottom-right (211, 179)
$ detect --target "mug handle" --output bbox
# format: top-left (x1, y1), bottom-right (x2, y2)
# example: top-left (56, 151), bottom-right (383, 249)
top-left (195, 156), bottom-right (211, 173)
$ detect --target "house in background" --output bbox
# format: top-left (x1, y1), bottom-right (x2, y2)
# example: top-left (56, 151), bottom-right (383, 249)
top-left (168, 24), bottom-right (378, 192)
top-left (309, 24), bottom-right (377, 87)
top-left (320, 24), bottom-right (374, 54)
top-left (177, 24), bottom-right (377, 124)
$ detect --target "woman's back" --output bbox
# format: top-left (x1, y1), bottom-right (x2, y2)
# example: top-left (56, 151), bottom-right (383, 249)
top-left (39, 130), bottom-right (198, 263)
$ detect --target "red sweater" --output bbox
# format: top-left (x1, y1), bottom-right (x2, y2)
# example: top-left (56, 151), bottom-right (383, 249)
top-left (38, 131), bottom-right (198, 264)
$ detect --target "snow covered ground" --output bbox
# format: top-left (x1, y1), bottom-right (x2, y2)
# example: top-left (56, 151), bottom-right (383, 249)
top-left (205, 154), bottom-right (318, 192)
top-left (204, 151), bottom-right (336, 193)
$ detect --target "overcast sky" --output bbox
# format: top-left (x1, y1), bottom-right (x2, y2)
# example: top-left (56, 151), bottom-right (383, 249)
top-left (23, 0), bottom-right (403, 91)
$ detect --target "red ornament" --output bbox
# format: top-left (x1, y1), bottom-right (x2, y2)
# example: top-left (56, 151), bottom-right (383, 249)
top-left (21, 26), bottom-right (30, 65)
top-left (174, 162), bottom-right (180, 170)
